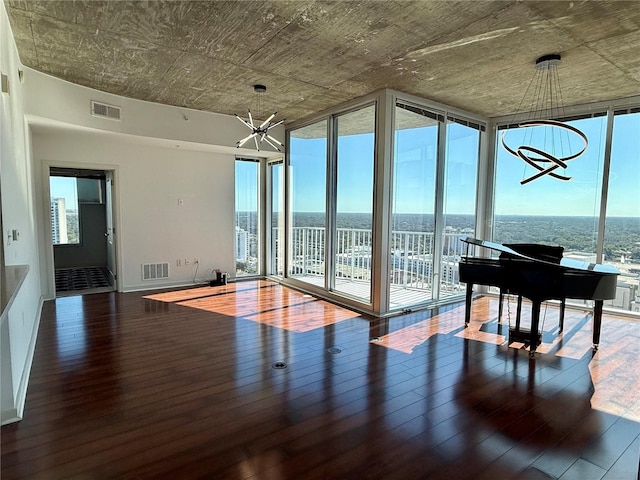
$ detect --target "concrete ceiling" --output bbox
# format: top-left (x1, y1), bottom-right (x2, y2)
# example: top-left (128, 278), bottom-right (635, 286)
top-left (6, 0), bottom-right (640, 126)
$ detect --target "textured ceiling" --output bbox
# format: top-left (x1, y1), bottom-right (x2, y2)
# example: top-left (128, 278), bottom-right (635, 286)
top-left (6, 0), bottom-right (640, 126)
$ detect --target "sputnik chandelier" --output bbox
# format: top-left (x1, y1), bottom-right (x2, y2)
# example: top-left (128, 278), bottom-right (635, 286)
top-left (234, 84), bottom-right (284, 152)
top-left (501, 54), bottom-right (588, 185)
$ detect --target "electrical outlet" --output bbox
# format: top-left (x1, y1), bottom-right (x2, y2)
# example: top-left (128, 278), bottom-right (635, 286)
top-left (194, 258), bottom-right (199, 264)
top-left (176, 259), bottom-right (182, 267)
top-left (184, 258), bottom-right (190, 265)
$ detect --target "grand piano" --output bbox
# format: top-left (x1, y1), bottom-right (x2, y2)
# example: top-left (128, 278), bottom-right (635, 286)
top-left (458, 237), bottom-right (619, 355)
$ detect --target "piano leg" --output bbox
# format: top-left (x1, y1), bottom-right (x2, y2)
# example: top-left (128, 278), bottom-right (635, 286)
top-left (498, 290), bottom-right (504, 323)
top-left (464, 283), bottom-right (473, 327)
top-left (559, 299), bottom-right (566, 333)
top-left (516, 296), bottom-right (523, 331)
top-left (593, 300), bottom-right (603, 350)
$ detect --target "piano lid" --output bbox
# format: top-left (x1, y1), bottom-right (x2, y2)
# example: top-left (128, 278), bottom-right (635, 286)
top-left (461, 237), bottom-right (619, 275)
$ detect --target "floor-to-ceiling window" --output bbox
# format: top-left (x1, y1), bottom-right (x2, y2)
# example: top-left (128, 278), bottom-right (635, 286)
top-left (333, 105), bottom-right (376, 302)
top-left (603, 110), bottom-right (640, 312)
top-left (288, 120), bottom-right (327, 287)
top-left (235, 158), bottom-right (260, 276)
top-left (287, 106), bottom-right (377, 303)
top-left (440, 118), bottom-right (481, 298)
top-left (389, 104), bottom-right (481, 309)
top-left (282, 91), bottom-right (637, 316)
top-left (284, 91), bottom-right (485, 315)
top-left (268, 160), bottom-right (285, 277)
top-left (493, 108), bottom-right (640, 315)
top-left (494, 115), bottom-right (607, 255)
top-left (390, 104), bottom-right (439, 308)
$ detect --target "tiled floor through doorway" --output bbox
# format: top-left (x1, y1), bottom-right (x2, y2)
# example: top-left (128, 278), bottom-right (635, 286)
top-left (55, 266), bottom-right (112, 294)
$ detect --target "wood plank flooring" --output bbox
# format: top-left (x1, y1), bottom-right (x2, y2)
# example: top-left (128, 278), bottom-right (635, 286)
top-left (2, 280), bottom-right (639, 479)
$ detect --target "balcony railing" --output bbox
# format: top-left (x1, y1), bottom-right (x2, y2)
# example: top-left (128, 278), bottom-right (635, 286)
top-left (278, 227), bottom-right (468, 299)
top-left (271, 225), bottom-right (640, 313)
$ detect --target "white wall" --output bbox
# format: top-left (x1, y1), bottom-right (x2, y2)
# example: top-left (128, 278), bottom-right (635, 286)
top-left (33, 129), bottom-right (237, 292)
top-left (23, 67), bottom-right (284, 156)
top-left (23, 67), bottom-right (284, 296)
top-left (0, 0), bottom-right (285, 423)
top-left (1, 2), bottom-right (43, 424)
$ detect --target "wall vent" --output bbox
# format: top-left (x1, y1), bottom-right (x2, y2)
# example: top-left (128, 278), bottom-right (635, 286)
top-left (91, 100), bottom-right (121, 120)
top-left (142, 263), bottom-right (169, 281)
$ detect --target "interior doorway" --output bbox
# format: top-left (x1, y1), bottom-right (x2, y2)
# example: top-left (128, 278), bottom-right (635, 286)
top-left (49, 167), bottom-right (117, 296)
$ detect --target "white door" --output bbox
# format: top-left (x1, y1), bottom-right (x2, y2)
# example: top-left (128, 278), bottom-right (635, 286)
top-left (106, 171), bottom-right (117, 288)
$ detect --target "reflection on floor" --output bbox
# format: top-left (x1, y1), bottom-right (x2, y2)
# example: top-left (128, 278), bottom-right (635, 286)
top-left (55, 266), bottom-right (112, 295)
top-left (3, 281), bottom-right (638, 479)
top-left (144, 282), bottom-right (361, 333)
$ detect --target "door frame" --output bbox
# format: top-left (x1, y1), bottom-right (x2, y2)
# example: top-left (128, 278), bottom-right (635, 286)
top-left (40, 160), bottom-right (121, 298)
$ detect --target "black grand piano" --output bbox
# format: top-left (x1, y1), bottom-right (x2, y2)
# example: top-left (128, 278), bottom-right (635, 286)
top-left (459, 237), bottom-right (619, 355)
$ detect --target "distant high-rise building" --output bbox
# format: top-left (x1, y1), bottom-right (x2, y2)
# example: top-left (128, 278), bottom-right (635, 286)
top-left (236, 226), bottom-right (249, 261)
top-left (50, 198), bottom-right (67, 244)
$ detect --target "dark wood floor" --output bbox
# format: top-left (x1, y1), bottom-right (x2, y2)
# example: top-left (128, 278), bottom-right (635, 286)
top-left (2, 280), bottom-right (639, 479)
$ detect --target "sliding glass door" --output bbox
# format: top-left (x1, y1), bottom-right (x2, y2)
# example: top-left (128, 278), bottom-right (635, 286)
top-left (333, 105), bottom-right (376, 302)
top-left (389, 102), bottom-right (481, 309)
top-left (285, 94), bottom-right (484, 313)
top-left (287, 107), bottom-right (376, 304)
top-left (440, 120), bottom-right (480, 299)
top-left (288, 120), bottom-right (327, 287)
top-left (390, 104), bottom-right (439, 308)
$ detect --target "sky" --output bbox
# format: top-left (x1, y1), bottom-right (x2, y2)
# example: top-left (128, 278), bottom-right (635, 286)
top-left (49, 176), bottom-right (78, 210)
top-left (53, 112), bottom-right (638, 222)
top-left (288, 121), bottom-right (484, 215)
top-left (286, 111), bottom-right (639, 219)
top-left (495, 113), bottom-right (640, 217)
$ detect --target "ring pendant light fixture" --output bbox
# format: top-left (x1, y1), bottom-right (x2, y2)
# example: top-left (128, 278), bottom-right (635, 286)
top-left (501, 54), bottom-right (588, 185)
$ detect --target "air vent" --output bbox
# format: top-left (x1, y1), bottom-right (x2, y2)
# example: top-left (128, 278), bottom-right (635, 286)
top-left (91, 100), bottom-right (121, 120)
top-left (142, 263), bottom-right (169, 280)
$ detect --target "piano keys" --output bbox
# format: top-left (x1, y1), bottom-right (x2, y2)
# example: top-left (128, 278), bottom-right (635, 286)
top-left (459, 237), bottom-right (619, 355)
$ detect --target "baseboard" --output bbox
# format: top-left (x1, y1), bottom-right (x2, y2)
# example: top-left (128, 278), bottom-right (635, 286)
top-left (10, 295), bottom-right (44, 423)
top-left (122, 280), bottom-right (207, 293)
top-left (1, 407), bottom-right (19, 426)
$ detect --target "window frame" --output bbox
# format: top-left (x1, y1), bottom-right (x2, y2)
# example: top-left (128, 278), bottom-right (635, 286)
top-left (49, 175), bottom-right (81, 246)
top-left (489, 102), bottom-right (640, 316)
top-left (234, 157), bottom-right (261, 277)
